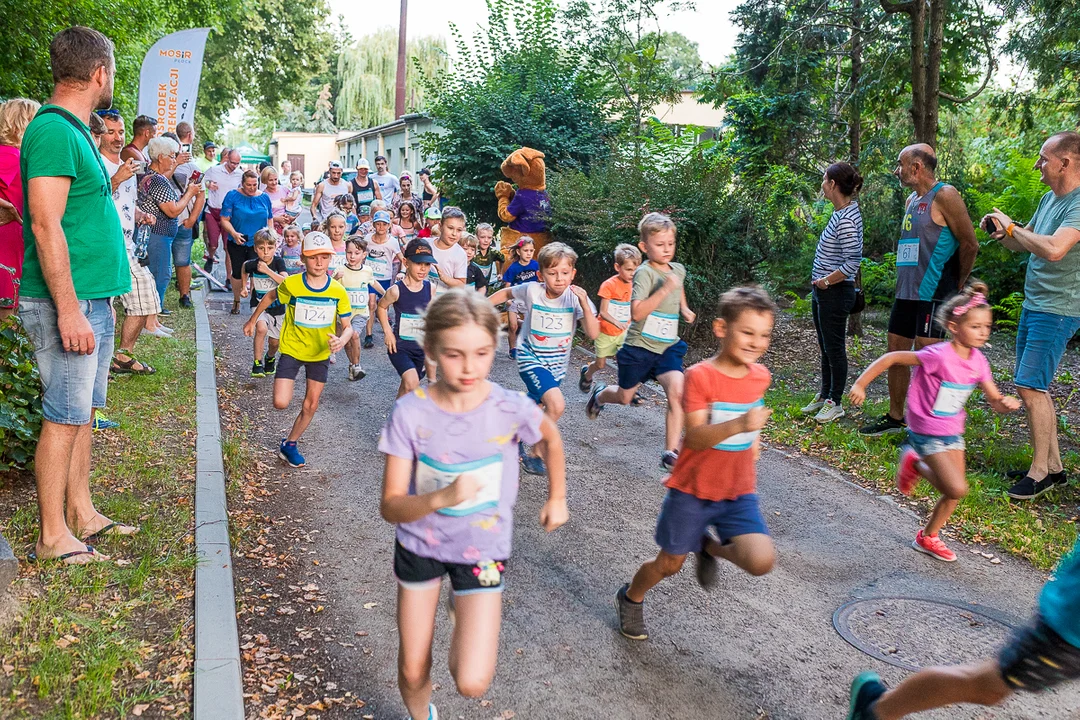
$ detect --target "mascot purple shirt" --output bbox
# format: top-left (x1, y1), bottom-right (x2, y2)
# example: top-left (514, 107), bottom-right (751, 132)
top-left (505, 188), bottom-right (551, 234)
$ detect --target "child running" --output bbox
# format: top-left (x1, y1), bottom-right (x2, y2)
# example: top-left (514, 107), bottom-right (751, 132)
top-left (847, 535), bottom-right (1080, 719)
top-left (334, 193), bottom-right (360, 234)
top-left (240, 229), bottom-right (287, 377)
top-left (615, 286), bottom-right (778, 641)
top-left (364, 213), bottom-right (404, 348)
top-left (458, 233), bottom-right (488, 294)
top-left (281, 224), bottom-right (304, 275)
top-left (378, 238), bottom-right (437, 398)
top-left (489, 242), bottom-right (598, 475)
top-left (378, 288), bottom-right (568, 720)
top-left (848, 280), bottom-right (1019, 562)
top-left (473, 222), bottom-right (504, 291)
top-left (243, 231), bottom-right (352, 468)
top-left (500, 236), bottom-right (540, 359)
top-left (579, 243), bottom-right (641, 392)
top-left (586, 212), bottom-right (696, 471)
top-left (325, 211), bottom-right (348, 273)
top-left (334, 236), bottom-right (379, 381)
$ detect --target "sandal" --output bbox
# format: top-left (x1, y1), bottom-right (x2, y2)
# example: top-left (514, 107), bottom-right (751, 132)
top-left (231, 301), bottom-right (240, 315)
top-left (27, 545), bottom-right (106, 565)
top-left (111, 352), bottom-right (156, 375)
top-left (82, 522), bottom-right (140, 544)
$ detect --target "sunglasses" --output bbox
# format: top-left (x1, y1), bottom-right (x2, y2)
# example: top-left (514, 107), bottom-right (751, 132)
top-left (95, 108), bottom-right (121, 119)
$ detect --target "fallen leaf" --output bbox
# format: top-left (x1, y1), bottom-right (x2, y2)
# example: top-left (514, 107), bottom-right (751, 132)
top-left (132, 704), bottom-right (150, 716)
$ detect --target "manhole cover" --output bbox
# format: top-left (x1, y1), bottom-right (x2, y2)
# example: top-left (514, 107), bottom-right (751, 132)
top-left (833, 597), bottom-right (1015, 671)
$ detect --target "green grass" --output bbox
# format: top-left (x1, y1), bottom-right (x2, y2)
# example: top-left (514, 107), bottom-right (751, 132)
top-left (765, 379), bottom-right (1079, 570)
top-left (0, 288), bottom-right (198, 718)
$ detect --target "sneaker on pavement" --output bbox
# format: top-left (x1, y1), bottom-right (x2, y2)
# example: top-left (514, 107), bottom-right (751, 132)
top-left (695, 545), bottom-right (719, 590)
top-left (660, 449), bottom-right (679, 472)
top-left (586, 384), bottom-right (606, 420)
top-left (279, 439), bottom-right (305, 468)
top-left (263, 355), bottom-right (276, 375)
top-left (912, 529), bottom-right (956, 562)
top-left (92, 413), bottom-right (120, 431)
top-left (578, 365), bottom-right (592, 393)
top-left (846, 671), bottom-right (887, 720)
top-left (251, 361), bottom-right (265, 378)
top-left (509, 347), bottom-right (517, 360)
top-left (363, 334), bottom-right (374, 349)
top-left (519, 444), bottom-right (547, 476)
top-left (408, 703), bottom-right (439, 720)
top-left (858, 413), bottom-right (905, 436)
top-left (615, 584), bottom-right (648, 640)
top-left (348, 364), bottom-right (366, 381)
top-left (814, 399), bottom-right (845, 423)
top-left (800, 393), bottom-right (825, 415)
top-left (895, 445), bottom-right (921, 496)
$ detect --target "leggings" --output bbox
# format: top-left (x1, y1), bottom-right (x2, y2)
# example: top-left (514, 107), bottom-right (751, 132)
top-left (811, 282), bottom-right (855, 402)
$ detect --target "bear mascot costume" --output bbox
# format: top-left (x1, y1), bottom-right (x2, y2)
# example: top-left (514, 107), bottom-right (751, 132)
top-left (494, 147), bottom-right (553, 255)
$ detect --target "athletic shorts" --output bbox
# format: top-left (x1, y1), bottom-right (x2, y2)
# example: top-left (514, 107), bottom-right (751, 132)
top-left (594, 331), bottom-right (626, 359)
top-left (519, 364), bottom-right (560, 405)
top-left (274, 353), bottom-right (329, 383)
top-left (888, 298), bottom-right (946, 340)
top-left (227, 242), bottom-right (256, 280)
top-left (616, 340), bottom-right (687, 390)
top-left (654, 488), bottom-right (769, 556)
top-left (257, 311), bottom-right (281, 340)
top-left (907, 430), bottom-right (965, 457)
top-left (999, 615), bottom-right (1080, 692)
top-left (1014, 307), bottom-right (1080, 392)
top-left (394, 541), bottom-right (505, 594)
top-left (389, 343), bottom-right (426, 379)
top-left (349, 312), bottom-right (369, 336)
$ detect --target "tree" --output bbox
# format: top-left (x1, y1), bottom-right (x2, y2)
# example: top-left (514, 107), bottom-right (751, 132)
top-left (310, 84), bottom-right (337, 133)
top-left (652, 31), bottom-right (705, 88)
top-left (335, 29), bottom-right (447, 128)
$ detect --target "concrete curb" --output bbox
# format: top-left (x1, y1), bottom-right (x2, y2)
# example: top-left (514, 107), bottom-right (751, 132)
top-left (192, 286), bottom-right (245, 719)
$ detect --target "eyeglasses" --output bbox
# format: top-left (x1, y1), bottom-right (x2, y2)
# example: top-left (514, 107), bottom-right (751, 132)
top-left (95, 109), bottom-right (121, 119)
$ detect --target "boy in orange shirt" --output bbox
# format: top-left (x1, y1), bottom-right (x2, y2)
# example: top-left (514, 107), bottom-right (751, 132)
top-left (615, 286), bottom-right (779, 641)
top-left (579, 243), bottom-right (641, 392)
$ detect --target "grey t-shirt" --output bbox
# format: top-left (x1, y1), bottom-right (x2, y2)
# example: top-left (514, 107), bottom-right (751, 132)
top-left (1024, 186), bottom-right (1080, 317)
top-left (625, 261), bottom-right (686, 354)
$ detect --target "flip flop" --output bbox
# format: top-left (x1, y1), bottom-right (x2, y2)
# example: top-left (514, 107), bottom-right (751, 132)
top-left (82, 522), bottom-right (139, 544)
top-left (27, 545), bottom-right (104, 565)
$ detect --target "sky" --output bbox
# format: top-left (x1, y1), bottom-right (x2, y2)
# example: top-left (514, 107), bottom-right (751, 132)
top-left (326, 0), bottom-right (743, 68)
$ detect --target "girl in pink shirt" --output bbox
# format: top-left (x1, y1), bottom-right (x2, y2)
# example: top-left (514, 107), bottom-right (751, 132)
top-left (849, 281), bottom-right (1020, 563)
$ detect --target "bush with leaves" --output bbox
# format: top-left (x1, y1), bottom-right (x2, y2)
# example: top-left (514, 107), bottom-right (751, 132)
top-left (0, 317), bottom-right (42, 471)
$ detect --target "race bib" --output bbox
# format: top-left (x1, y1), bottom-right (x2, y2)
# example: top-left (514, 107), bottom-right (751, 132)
top-left (642, 311), bottom-right (679, 343)
top-left (251, 274), bottom-right (277, 296)
top-left (283, 255), bottom-right (304, 275)
top-left (608, 299), bottom-right (631, 325)
top-left (399, 312), bottom-right (424, 342)
top-left (330, 251), bottom-right (346, 271)
top-left (932, 381), bottom-right (976, 417)
top-left (897, 237), bottom-right (920, 267)
top-left (710, 399), bottom-right (764, 452)
top-left (369, 254), bottom-right (391, 280)
top-left (414, 454), bottom-right (503, 516)
top-left (294, 297), bottom-right (336, 329)
top-left (346, 287), bottom-right (369, 313)
top-left (529, 304), bottom-right (574, 349)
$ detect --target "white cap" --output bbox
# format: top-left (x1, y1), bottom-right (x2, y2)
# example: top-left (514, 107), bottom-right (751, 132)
top-left (356, 158), bottom-right (370, 169)
top-left (302, 231), bottom-right (334, 256)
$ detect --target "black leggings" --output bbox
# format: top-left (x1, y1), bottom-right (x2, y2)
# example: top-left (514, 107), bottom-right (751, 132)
top-left (227, 242), bottom-right (256, 279)
top-left (811, 283), bottom-right (855, 402)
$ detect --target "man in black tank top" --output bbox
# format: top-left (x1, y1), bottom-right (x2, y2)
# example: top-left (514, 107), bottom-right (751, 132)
top-left (350, 158), bottom-right (381, 207)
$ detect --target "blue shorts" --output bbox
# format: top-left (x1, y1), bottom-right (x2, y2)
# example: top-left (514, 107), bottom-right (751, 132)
top-left (616, 340), bottom-right (687, 390)
top-left (519, 364), bottom-right (561, 404)
top-left (654, 488), bottom-right (769, 556)
top-left (907, 430), bottom-right (965, 456)
top-left (172, 226), bottom-right (194, 268)
top-left (1015, 307), bottom-right (1080, 392)
top-left (18, 297), bottom-right (114, 425)
top-left (389, 342), bottom-right (427, 379)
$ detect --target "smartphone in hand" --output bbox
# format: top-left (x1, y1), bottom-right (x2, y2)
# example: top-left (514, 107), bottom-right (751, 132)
top-left (981, 216), bottom-right (1001, 235)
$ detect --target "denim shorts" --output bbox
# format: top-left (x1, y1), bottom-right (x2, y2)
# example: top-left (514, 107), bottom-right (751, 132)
top-left (616, 339), bottom-right (687, 390)
top-left (1015, 307), bottom-right (1080, 392)
top-left (907, 430), bottom-right (965, 457)
top-left (654, 488), bottom-right (769, 555)
top-left (172, 226), bottom-right (194, 268)
top-left (18, 297), bottom-right (114, 425)
top-left (519, 363), bottom-right (560, 404)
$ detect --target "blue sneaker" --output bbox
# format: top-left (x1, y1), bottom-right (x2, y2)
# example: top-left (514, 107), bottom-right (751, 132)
top-left (92, 413), bottom-right (120, 431)
top-left (847, 671), bottom-right (886, 720)
top-left (578, 365), bottom-right (592, 393)
top-left (407, 704), bottom-right (438, 720)
top-left (509, 347), bottom-right (517, 360)
top-left (586, 384), bottom-right (606, 420)
top-left (519, 443), bottom-right (546, 476)
top-left (279, 439), bottom-right (305, 468)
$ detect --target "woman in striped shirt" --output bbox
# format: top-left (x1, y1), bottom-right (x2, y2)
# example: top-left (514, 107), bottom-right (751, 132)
top-left (802, 162), bottom-right (865, 423)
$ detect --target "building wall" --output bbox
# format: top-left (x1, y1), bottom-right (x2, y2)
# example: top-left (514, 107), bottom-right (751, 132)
top-left (338, 116), bottom-right (440, 178)
top-left (650, 91), bottom-right (725, 129)
top-left (268, 132), bottom-right (339, 186)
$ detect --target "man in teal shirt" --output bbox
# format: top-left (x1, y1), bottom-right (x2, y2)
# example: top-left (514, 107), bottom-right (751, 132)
top-left (18, 26), bottom-right (134, 565)
top-left (984, 132), bottom-right (1080, 501)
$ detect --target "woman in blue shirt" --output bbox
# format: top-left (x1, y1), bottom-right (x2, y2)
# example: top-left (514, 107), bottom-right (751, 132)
top-left (221, 170), bottom-right (273, 313)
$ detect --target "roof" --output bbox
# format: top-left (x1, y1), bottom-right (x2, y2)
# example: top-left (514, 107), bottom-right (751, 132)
top-left (337, 113), bottom-right (431, 145)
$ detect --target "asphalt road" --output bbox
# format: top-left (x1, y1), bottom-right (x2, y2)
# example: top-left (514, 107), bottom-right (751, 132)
top-left (210, 296), bottom-right (1080, 720)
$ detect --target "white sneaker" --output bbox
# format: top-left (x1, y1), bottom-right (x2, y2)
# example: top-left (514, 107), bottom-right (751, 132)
top-left (814, 399), bottom-right (845, 423)
top-left (141, 327), bottom-right (172, 339)
top-left (800, 393), bottom-right (825, 415)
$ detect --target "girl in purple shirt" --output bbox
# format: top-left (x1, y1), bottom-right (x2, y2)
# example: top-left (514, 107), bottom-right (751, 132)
top-left (378, 289), bottom-right (569, 720)
top-left (848, 281), bottom-right (1020, 563)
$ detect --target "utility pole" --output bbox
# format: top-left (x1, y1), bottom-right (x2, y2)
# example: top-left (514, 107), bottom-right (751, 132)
top-left (394, 0), bottom-right (407, 119)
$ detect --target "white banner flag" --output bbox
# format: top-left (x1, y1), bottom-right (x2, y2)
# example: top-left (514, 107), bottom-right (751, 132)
top-left (137, 28), bottom-right (211, 135)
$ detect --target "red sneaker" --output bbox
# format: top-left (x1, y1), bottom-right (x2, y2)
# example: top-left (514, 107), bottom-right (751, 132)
top-left (912, 530), bottom-right (957, 562)
top-left (896, 446), bottom-right (921, 497)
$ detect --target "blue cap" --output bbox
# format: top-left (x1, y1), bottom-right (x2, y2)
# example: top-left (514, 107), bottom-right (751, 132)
top-left (373, 210), bottom-right (392, 224)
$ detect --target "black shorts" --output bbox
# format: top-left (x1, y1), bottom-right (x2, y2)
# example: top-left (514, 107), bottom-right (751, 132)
top-left (393, 541), bottom-right (505, 594)
top-left (274, 353), bottom-right (330, 384)
top-left (227, 242), bottom-right (256, 279)
top-left (388, 343), bottom-right (427, 379)
top-left (888, 298), bottom-right (946, 340)
top-left (998, 615), bottom-right (1080, 692)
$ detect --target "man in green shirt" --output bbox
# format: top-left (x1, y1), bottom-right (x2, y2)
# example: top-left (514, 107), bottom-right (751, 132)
top-left (985, 131), bottom-right (1080, 500)
top-left (18, 26), bottom-right (135, 565)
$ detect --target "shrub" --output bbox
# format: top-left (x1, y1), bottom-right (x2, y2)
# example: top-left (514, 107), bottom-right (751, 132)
top-left (0, 316), bottom-right (42, 470)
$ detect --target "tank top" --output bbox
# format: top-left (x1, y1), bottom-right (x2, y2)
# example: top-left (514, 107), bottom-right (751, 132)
top-left (896, 181), bottom-right (960, 302)
top-left (392, 279), bottom-right (432, 349)
top-left (351, 176), bottom-right (378, 206)
top-left (316, 179), bottom-right (350, 221)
